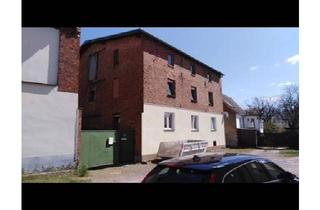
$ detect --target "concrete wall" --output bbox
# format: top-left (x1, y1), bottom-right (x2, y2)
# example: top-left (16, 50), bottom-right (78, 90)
top-left (22, 83), bottom-right (78, 172)
top-left (141, 104), bottom-right (225, 156)
top-left (22, 28), bottom-right (59, 85)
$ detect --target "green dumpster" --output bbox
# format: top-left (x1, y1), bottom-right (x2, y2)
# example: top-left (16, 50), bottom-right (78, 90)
top-left (79, 130), bottom-right (117, 168)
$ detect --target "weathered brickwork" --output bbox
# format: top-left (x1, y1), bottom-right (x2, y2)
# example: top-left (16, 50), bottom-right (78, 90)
top-left (79, 31), bottom-right (224, 161)
top-left (57, 28), bottom-right (80, 93)
top-left (142, 36), bottom-right (224, 113)
top-left (223, 103), bottom-right (238, 147)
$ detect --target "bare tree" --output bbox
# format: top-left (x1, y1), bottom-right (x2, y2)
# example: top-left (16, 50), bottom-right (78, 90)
top-left (277, 85), bottom-right (299, 129)
top-left (246, 97), bottom-right (277, 122)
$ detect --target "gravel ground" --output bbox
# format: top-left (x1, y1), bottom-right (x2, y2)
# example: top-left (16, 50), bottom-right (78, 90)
top-left (87, 148), bottom-right (299, 183)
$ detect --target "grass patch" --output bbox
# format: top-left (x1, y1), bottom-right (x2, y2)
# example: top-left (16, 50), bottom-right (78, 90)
top-left (22, 171), bottom-right (91, 183)
top-left (279, 149), bottom-right (299, 157)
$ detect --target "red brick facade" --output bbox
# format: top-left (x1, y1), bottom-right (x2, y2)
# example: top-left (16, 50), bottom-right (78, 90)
top-left (79, 35), bottom-right (144, 160)
top-left (79, 31), bottom-right (224, 161)
top-left (223, 103), bottom-right (238, 147)
top-left (142, 36), bottom-right (223, 113)
top-left (57, 28), bottom-right (80, 93)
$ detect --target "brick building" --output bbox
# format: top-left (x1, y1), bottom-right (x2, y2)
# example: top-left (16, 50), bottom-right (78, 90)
top-left (79, 29), bottom-right (226, 161)
top-left (22, 27), bottom-right (81, 172)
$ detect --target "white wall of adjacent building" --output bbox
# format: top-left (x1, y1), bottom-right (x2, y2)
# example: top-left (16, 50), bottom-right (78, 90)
top-left (141, 103), bottom-right (226, 156)
top-left (22, 27), bottom-right (78, 172)
top-left (22, 27), bottom-right (60, 85)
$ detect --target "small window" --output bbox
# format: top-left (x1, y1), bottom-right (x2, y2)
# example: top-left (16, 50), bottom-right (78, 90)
top-left (88, 86), bottom-right (96, 102)
top-left (164, 112), bottom-right (174, 130)
top-left (224, 166), bottom-right (253, 183)
top-left (88, 53), bottom-right (98, 81)
top-left (261, 162), bottom-right (284, 180)
top-left (211, 117), bottom-right (216, 131)
top-left (167, 79), bottom-right (176, 98)
top-left (191, 86), bottom-right (197, 103)
top-left (190, 65), bottom-right (196, 75)
top-left (207, 72), bottom-right (213, 82)
top-left (208, 92), bottom-right (214, 106)
top-left (113, 49), bottom-right (119, 65)
top-left (168, 54), bottom-right (174, 66)
top-left (191, 115), bottom-right (199, 131)
top-left (113, 78), bottom-right (119, 98)
top-left (245, 162), bottom-right (271, 183)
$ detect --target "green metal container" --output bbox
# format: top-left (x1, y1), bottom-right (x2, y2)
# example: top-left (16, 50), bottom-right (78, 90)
top-left (79, 130), bottom-right (117, 168)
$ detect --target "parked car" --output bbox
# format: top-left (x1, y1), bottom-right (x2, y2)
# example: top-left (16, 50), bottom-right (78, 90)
top-left (142, 153), bottom-right (298, 183)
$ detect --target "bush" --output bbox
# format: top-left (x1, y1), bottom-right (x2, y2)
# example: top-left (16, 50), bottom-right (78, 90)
top-left (264, 121), bottom-right (277, 133)
top-left (75, 163), bottom-right (88, 177)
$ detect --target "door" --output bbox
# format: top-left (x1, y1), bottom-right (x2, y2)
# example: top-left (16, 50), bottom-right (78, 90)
top-left (113, 113), bottom-right (120, 130)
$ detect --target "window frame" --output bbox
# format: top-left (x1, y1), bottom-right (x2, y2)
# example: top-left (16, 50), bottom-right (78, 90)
top-left (88, 86), bottom-right (96, 103)
top-left (211, 117), bottom-right (217, 131)
top-left (191, 115), bottom-right (199, 131)
top-left (190, 64), bottom-right (196, 76)
top-left (88, 53), bottom-right (98, 81)
top-left (164, 112), bottom-right (175, 131)
top-left (208, 91), bottom-right (214, 106)
top-left (167, 79), bottom-right (176, 98)
top-left (168, 54), bottom-right (174, 67)
top-left (191, 86), bottom-right (197, 103)
top-left (113, 49), bottom-right (119, 66)
top-left (207, 72), bottom-right (213, 82)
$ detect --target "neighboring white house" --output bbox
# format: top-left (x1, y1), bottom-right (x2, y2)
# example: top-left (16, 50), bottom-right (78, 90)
top-left (223, 95), bottom-right (264, 133)
top-left (22, 27), bottom-right (80, 172)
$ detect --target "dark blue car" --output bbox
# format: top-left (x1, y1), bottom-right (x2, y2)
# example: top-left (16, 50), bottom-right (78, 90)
top-left (142, 153), bottom-right (298, 183)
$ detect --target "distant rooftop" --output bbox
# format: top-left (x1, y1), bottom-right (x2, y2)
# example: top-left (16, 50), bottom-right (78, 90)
top-left (81, 29), bottom-right (223, 76)
top-left (223, 94), bottom-right (246, 115)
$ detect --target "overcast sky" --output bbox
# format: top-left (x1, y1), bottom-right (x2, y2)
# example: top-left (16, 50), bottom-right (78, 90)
top-left (80, 27), bottom-right (299, 107)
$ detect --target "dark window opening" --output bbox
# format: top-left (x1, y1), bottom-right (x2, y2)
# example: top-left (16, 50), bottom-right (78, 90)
top-left (88, 53), bottom-right (98, 81)
top-left (113, 49), bottom-right (119, 65)
top-left (88, 86), bottom-right (96, 102)
top-left (208, 72), bottom-right (213, 82)
top-left (167, 79), bottom-right (176, 98)
top-left (168, 54), bottom-right (174, 66)
top-left (191, 86), bottom-right (197, 103)
top-left (190, 65), bottom-right (196, 75)
top-left (208, 92), bottom-right (214, 106)
top-left (113, 113), bottom-right (120, 130)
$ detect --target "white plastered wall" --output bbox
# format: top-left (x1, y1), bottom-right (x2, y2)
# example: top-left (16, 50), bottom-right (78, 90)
top-left (141, 104), bottom-right (226, 156)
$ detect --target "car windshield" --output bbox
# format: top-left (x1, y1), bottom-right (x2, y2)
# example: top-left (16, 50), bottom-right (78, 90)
top-left (143, 165), bottom-right (211, 183)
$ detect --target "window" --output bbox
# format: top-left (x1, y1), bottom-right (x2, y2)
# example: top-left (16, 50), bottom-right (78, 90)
top-left (244, 162), bottom-right (271, 183)
top-left (207, 72), bottom-right (213, 82)
top-left (167, 79), bottom-right (176, 98)
top-left (168, 54), bottom-right (174, 66)
top-left (191, 86), bottom-right (197, 102)
top-left (261, 162), bottom-right (284, 180)
top-left (190, 65), bottom-right (196, 75)
top-left (191, 115), bottom-right (199, 131)
top-left (88, 86), bottom-right (96, 102)
top-left (113, 49), bottom-right (119, 65)
top-left (113, 78), bottom-right (119, 98)
top-left (164, 113), bottom-right (174, 130)
top-left (113, 113), bottom-right (120, 130)
top-left (249, 118), bottom-right (255, 128)
top-left (88, 53), bottom-right (98, 81)
top-left (223, 166), bottom-right (253, 183)
top-left (208, 92), bottom-right (214, 106)
top-left (211, 117), bottom-right (216, 131)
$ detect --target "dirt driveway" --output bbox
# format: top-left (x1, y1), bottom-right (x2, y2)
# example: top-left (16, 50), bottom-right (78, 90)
top-left (87, 148), bottom-right (299, 183)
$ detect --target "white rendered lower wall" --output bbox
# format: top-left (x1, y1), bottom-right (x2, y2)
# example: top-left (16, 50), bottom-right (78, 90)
top-left (22, 82), bottom-right (78, 172)
top-left (141, 104), bottom-right (226, 156)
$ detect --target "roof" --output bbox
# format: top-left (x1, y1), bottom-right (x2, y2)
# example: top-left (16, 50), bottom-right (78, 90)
top-left (223, 94), bottom-right (246, 115)
top-left (81, 29), bottom-right (224, 76)
top-left (159, 152), bottom-right (263, 171)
